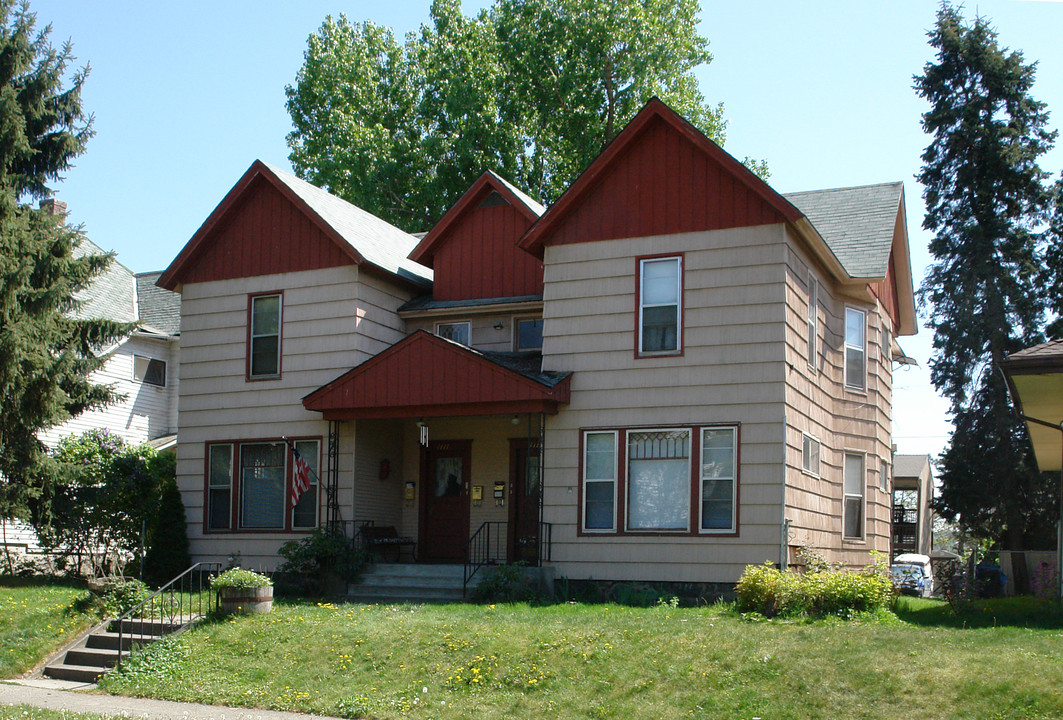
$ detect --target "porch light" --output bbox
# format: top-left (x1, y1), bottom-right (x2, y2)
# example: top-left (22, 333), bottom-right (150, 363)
top-left (511, 415), bottom-right (521, 425)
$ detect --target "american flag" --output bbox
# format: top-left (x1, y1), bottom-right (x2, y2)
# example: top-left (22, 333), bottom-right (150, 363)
top-left (291, 445), bottom-right (312, 507)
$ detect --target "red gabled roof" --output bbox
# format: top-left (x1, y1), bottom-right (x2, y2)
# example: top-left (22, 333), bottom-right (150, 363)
top-left (158, 161), bottom-right (431, 292)
top-left (518, 97), bottom-right (804, 257)
top-left (409, 170), bottom-right (544, 267)
top-left (302, 330), bottom-right (571, 420)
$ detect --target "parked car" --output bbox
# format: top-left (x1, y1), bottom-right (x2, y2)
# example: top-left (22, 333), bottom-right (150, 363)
top-left (891, 553), bottom-right (934, 597)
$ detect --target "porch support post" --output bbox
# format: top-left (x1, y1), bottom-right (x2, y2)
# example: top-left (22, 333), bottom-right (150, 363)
top-left (327, 420), bottom-right (341, 533)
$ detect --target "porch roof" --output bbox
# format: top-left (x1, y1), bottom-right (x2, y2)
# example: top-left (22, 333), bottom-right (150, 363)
top-left (1001, 339), bottom-right (1063, 472)
top-left (302, 330), bottom-right (572, 420)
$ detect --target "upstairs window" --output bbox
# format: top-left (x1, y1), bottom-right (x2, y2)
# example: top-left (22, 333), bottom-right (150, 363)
top-left (515, 317), bottom-right (544, 352)
top-left (248, 293), bottom-right (282, 379)
top-left (436, 321), bottom-right (471, 346)
top-left (807, 273), bottom-right (818, 370)
top-left (133, 355), bottom-right (166, 387)
top-left (638, 256), bottom-right (682, 355)
top-left (844, 307), bottom-right (866, 390)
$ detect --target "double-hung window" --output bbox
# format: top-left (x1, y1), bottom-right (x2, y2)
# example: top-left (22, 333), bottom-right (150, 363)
top-left (249, 293), bottom-right (282, 379)
top-left (844, 307), bottom-right (866, 390)
top-left (133, 355), bottom-right (166, 387)
top-left (843, 452), bottom-right (865, 540)
top-left (807, 273), bottom-right (818, 370)
top-left (205, 438), bottom-right (320, 532)
top-left (580, 425), bottom-right (738, 535)
top-left (638, 256), bottom-right (682, 355)
top-left (880, 458), bottom-right (890, 493)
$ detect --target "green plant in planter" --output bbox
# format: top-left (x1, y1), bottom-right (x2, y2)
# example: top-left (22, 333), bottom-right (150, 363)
top-left (211, 567), bottom-right (272, 589)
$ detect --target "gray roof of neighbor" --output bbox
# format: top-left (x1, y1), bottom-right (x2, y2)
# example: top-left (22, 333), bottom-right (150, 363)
top-left (72, 238), bottom-right (137, 324)
top-left (894, 454), bottom-right (932, 479)
top-left (784, 182), bottom-right (903, 279)
top-left (136, 272), bottom-right (181, 336)
top-left (263, 161), bottom-right (433, 288)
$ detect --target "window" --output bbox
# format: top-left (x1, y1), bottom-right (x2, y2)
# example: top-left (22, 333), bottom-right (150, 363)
top-left (638, 256), bottom-right (682, 355)
top-left (583, 431), bottom-right (617, 531)
top-left (248, 293), bottom-right (281, 379)
top-left (205, 438), bottom-right (320, 532)
top-left (515, 317), bottom-right (543, 352)
top-left (807, 273), bottom-right (818, 370)
top-left (844, 307), bottom-right (866, 390)
top-left (207, 444), bottom-right (233, 531)
top-left (133, 355), bottom-right (166, 387)
top-left (843, 453), bottom-right (865, 540)
top-left (880, 458), bottom-right (890, 493)
top-left (628, 430), bottom-right (690, 530)
top-left (436, 321), bottom-right (471, 346)
top-left (802, 434), bottom-right (821, 477)
top-left (700, 427), bottom-right (737, 532)
top-left (580, 425), bottom-right (738, 535)
top-left (292, 439), bottom-right (320, 529)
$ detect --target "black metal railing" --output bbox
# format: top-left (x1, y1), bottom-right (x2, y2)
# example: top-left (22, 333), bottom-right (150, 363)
top-left (893, 507), bottom-right (918, 525)
top-left (464, 521), bottom-right (507, 594)
top-left (115, 562), bottom-right (222, 668)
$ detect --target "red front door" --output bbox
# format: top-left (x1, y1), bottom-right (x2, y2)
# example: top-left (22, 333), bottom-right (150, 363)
top-left (420, 440), bottom-right (471, 562)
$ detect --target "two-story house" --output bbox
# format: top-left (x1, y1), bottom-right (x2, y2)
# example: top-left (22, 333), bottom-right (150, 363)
top-left (159, 99), bottom-right (915, 589)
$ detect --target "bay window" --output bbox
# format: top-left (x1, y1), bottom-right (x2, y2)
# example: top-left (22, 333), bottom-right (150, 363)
top-left (638, 256), bottom-right (682, 355)
top-left (580, 425), bottom-right (738, 535)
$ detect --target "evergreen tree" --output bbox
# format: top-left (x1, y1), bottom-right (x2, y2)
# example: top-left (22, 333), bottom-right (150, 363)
top-left (0, 1), bottom-right (132, 525)
top-left (916, 4), bottom-right (1058, 549)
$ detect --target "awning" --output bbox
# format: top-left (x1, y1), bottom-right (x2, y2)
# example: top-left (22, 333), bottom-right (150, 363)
top-left (1000, 340), bottom-right (1063, 472)
top-left (303, 330), bottom-right (571, 420)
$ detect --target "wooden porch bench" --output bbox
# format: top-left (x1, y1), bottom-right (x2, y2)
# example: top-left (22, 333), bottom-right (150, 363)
top-left (361, 525), bottom-right (416, 563)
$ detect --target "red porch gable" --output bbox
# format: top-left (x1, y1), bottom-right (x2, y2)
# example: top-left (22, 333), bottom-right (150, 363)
top-left (409, 171), bottom-right (545, 301)
top-left (302, 330), bottom-right (571, 420)
top-left (519, 98), bottom-right (803, 257)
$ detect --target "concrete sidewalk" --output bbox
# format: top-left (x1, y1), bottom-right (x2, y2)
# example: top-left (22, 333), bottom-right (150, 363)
top-left (1, 679), bottom-right (346, 720)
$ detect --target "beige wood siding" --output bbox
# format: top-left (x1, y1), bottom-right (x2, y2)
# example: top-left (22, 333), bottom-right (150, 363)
top-left (175, 265), bottom-right (415, 569)
top-left (540, 225), bottom-right (789, 585)
top-left (782, 234), bottom-right (893, 567)
top-left (405, 313), bottom-right (538, 354)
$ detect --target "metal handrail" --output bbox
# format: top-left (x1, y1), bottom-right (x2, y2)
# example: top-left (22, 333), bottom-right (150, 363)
top-left (463, 521), bottom-right (506, 595)
top-left (115, 562), bottom-right (222, 668)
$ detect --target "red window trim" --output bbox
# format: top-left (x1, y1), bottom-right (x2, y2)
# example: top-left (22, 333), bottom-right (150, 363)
top-left (634, 252), bottom-right (685, 359)
top-left (246, 290), bottom-right (284, 382)
top-left (576, 423), bottom-right (741, 538)
top-left (202, 435), bottom-right (321, 534)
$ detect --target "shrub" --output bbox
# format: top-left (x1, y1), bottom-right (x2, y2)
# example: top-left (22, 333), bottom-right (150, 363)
top-left (471, 562), bottom-right (541, 603)
top-left (98, 578), bottom-right (151, 617)
top-left (735, 558), bottom-right (894, 618)
top-left (277, 526), bottom-right (367, 593)
top-left (142, 472), bottom-right (190, 587)
top-left (211, 567), bottom-right (272, 590)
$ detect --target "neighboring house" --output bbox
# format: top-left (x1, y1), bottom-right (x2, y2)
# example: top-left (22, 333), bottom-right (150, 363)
top-left (891, 454), bottom-right (934, 557)
top-left (1, 200), bottom-right (181, 553)
top-left (159, 98), bottom-right (916, 588)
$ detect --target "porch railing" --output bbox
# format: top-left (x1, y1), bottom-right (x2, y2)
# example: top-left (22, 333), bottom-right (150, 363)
top-left (463, 521), bottom-right (554, 596)
top-left (115, 562), bottom-right (222, 668)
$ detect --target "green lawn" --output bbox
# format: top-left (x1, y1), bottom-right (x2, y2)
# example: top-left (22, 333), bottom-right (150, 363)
top-left (95, 596), bottom-right (1063, 720)
top-left (0, 578), bottom-right (97, 678)
top-left (0, 707), bottom-right (111, 720)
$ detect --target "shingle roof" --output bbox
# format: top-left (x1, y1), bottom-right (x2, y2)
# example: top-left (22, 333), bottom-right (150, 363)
top-left (1002, 339), bottom-right (1063, 367)
top-left (784, 182), bottom-right (903, 279)
top-left (71, 238), bottom-right (136, 324)
top-left (262, 162), bottom-right (432, 287)
top-left (894, 454), bottom-right (931, 479)
top-left (136, 271), bottom-right (181, 336)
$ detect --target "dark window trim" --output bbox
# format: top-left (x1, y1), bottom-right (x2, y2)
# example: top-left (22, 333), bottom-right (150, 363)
top-left (202, 435), bottom-right (321, 534)
top-left (513, 315), bottom-right (544, 352)
top-left (634, 253), bottom-right (685, 359)
top-left (576, 422), bottom-right (740, 538)
top-left (246, 291), bottom-right (283, 382)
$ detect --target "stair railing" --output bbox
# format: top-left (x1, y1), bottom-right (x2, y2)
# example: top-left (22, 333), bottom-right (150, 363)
top-left (115, 562), bottom-right (222, 668)
top-left (463, 521), bottom-right (507, 596)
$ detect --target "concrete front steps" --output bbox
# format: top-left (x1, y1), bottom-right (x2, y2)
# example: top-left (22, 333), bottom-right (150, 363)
top-left (347, 563), bottom-right (467, 603)
top-left (43, 617), bottom-right (188, 683)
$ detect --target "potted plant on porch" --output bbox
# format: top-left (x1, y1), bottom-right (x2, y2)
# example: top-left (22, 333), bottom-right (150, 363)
top-left (212, 567), bottom-right (274, 615)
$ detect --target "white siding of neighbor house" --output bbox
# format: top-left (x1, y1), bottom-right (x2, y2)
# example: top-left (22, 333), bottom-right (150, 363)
top-left (539, 225), bottom-right (789, 584)
top-left (39, 334), bottom-right (178, 448)
top-left (175, 265), bottom-right (414, 569)
top-left (781, 233), bottom-right (892, 567)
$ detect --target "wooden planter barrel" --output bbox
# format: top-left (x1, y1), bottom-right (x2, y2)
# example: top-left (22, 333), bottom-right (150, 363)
top-left (217, 585), bottom-right (273, 615)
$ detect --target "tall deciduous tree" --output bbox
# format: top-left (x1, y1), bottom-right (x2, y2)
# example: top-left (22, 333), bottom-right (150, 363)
top-left (0, 0), bottom-right (132, 525)
top-left (916, 4), bottom-right (1058, 549)
top-left (286, 0), bottom-right (752, 232)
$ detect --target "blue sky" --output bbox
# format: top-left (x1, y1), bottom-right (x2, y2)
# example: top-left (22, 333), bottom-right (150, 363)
top-left (29, 0), bottom-right (1063, 462)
